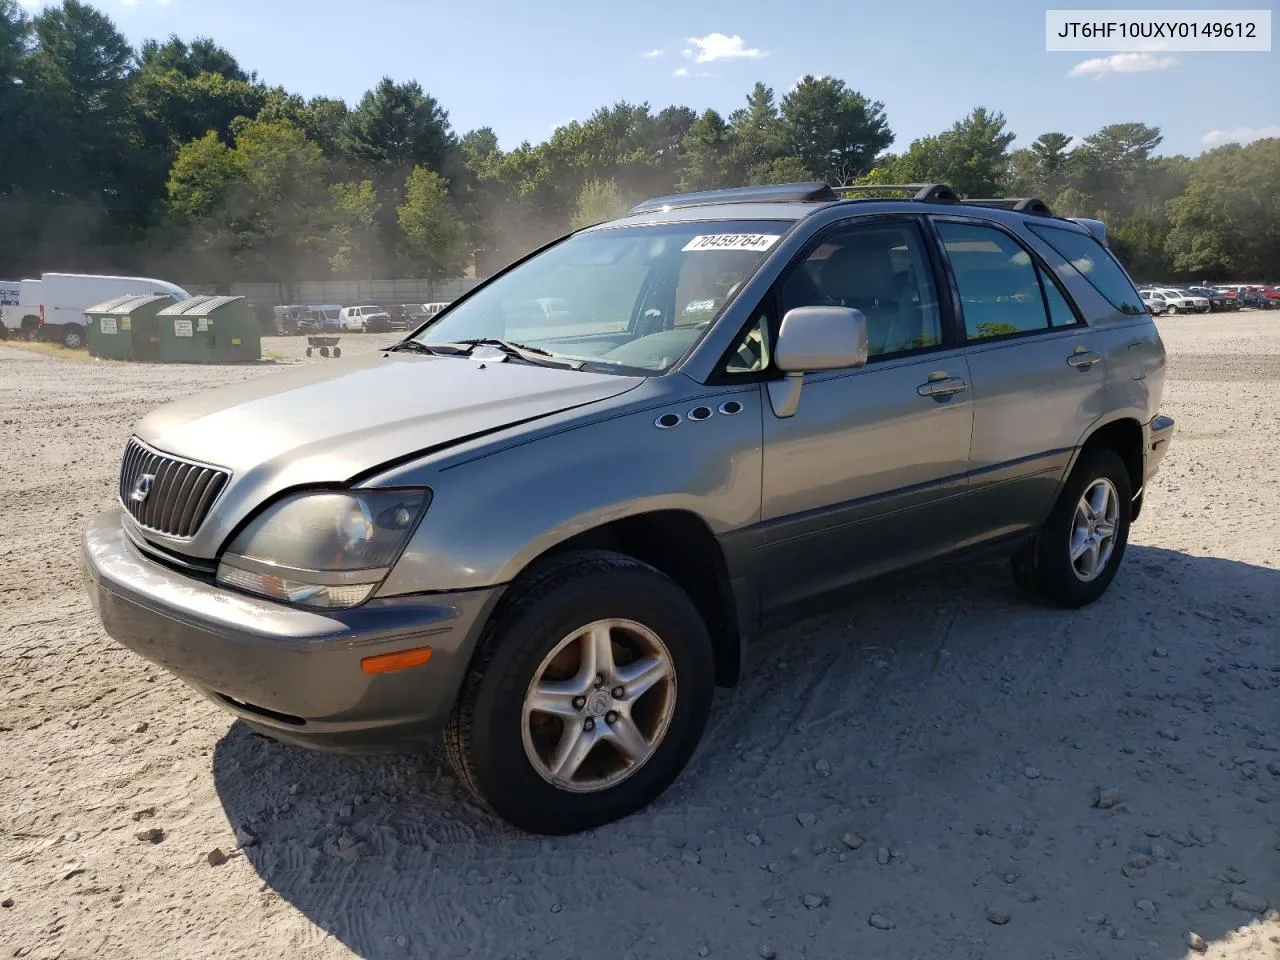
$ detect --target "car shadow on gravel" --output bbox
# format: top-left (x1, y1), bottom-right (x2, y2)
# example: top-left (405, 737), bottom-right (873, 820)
top-left (212, 544), bottom-right (1279, 960)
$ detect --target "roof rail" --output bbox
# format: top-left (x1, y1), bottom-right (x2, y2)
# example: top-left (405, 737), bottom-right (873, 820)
top-left (961, 197), bottom-right (1055, 217)
top-left (831, 183), bottom-right (960, 202)
top-left (1069, 217), bottom-right (1108, 247)
top-left (628, 182), bottom-right (838, 215)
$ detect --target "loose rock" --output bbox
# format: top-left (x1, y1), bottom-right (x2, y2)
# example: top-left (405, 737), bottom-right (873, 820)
top-left (206, 848), bottom-right (228, 867)
top-left (746, 832), bottom-right (762, 846)
top-left (681, 851), bottom-right (701, 865)
top-left (840, 832), bottom-right (864, 850)
top-left (131, 807), bottom-right (156, 822)
top-left (697, 947), bottom-right (709, 958)
top-left (796, 812), bottom-right (816, 828)
top-left (868, 913), bottom-right (895, 930)
top-left (1135, 898), bottom-right (1156, 917)
top-left (1186, 931), bottom-right (1208, 953)
top-left (876, 846), bottom-right (890, 865)
top-left (132, 721), bottom-right (148, 734)
top-left (758, 945), bottom-right (777, 960)
top-left (802, 894), bottom-right (826, 909)
top-left (986, 898), bottom-right (1014, 925)
top-left (395, 935), bottom-right (408, 949)
top-left (1157, 727), bottom-right (1180, 741)
top-left (1152, 647), bottom-right (1169, 657)
top-left (135, 827), bottom-right (164, 844)
top-left (1086, 913), bottom-right (1107, 925)
top-left (234, 825), bottom-right (257, 848)
top-left (2, 898), bottom-right (13, 908)
top-left (1094, 787), bottom-right (1123, 809)
top-left (288, 782), bottom-right (303, 796)
top-left (814, 758), bottom-right (831, 777)
top-left (1227, 890), bottom-right (1269, 913)
top-left (1023, 766), bottom-right (1041, 779)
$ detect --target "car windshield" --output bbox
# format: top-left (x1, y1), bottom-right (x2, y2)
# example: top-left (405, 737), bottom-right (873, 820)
top-left (412, 219), bottom-right (791, 373)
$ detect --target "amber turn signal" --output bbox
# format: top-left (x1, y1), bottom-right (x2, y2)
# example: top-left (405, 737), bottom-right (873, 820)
top-left (360, 646), bottom-right (433, 675)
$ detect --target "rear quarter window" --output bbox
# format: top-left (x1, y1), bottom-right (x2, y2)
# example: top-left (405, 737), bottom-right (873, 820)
top-left (1027, 224), bottom-right (1145, 316)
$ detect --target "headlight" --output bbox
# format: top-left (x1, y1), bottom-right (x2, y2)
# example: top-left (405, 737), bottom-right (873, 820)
top-left (215, 489), bottom-right (429, 609)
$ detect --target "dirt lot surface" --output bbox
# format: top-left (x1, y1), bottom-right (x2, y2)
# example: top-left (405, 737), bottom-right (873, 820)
top-left (2, 319), bottom-right (1277, 960)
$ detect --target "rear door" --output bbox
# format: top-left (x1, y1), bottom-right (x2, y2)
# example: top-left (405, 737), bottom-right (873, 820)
top-left (929, 217), bottom-right (1109, 543)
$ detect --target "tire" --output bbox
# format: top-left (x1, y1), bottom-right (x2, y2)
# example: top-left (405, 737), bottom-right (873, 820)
top-left (1166, 304), bottom-right (1178, 315)
top-left (333, 347), bottom-right (341, 358)
top-left (319, 346), bottom-right (329, 357)
top-left (444, 549), bottom-right (715, 835)
top-left (63, 326), bottom-right (84, 349)
top-left (1011, 447), bottom-right (1132, 609)
top-left (305, 346), bottom-right (313, 357)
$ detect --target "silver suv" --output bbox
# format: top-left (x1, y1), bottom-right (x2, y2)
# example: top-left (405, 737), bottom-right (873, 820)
top-left (83, 182), bottom-right (1175, 835)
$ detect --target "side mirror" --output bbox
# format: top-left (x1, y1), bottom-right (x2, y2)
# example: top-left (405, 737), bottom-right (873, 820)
top-left (775, 306), bottom-right (868, 373)
top-left (768, 306), bottom-right (868, 419)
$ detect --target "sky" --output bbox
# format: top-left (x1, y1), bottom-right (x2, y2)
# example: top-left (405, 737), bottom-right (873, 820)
top-left (16, 0), bottom-right (1280, 157)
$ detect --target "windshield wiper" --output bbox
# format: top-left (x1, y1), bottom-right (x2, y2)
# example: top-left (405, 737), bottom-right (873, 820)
top-left (451, 338), bottom-right (585, 370)
top-left (385, 339), bottom-right (449, 355)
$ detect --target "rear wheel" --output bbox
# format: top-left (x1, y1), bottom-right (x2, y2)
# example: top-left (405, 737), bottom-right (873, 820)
top-left (63, 326), bottom-right (84, 349)
top-left (445, 550), bottom-right (715, 835)
top-left (1011, 447), bottom-right (1132, 608)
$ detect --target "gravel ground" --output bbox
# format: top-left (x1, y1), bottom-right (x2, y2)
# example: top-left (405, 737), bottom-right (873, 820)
top-left (1, 317), bottom-right (1277, 960)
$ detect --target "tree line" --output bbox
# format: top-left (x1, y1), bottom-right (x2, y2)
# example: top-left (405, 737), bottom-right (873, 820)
top-left (2, 0), bottom-right (1276, 287)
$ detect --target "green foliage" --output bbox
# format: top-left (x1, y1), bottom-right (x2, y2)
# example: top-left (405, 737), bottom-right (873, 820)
top-left (570, 178), bottom-right (629, 229)
top-left (397, 166), bottom-right (465, 281)
top-left (0, 4), bottom-right (1275, 286)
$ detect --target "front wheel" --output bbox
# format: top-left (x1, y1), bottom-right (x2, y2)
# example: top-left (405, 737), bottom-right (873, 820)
top-left (1011, 447), bottom-right (1132, 608)
top-left (444, 550), bottom-right (715, 835)
top-left (1165, 304), bottom-right (1178, 315)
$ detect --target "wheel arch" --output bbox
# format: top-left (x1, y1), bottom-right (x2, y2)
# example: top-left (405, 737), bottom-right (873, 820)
top-left (509, 509), bottom-right (746, 688)
top-left (1071, 415), bottom-right (1145, 519)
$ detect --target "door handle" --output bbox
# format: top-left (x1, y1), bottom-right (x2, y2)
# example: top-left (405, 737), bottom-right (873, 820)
top-left (1067, 349), bottom-right (1101, 368)
top-left (917, 376), bottom-right (969, 398)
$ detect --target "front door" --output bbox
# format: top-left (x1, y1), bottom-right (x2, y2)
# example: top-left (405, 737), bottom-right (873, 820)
top-left (750, 217), bottom-right (976, 612)
top-left (929, 218), bottom-right (1111, 542)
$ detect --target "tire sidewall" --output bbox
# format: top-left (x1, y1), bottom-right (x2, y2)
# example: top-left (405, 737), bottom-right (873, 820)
top-left (1037, 448), bottom-right (1133, 606)
top-left (468, 568), bottom-right (714, 833)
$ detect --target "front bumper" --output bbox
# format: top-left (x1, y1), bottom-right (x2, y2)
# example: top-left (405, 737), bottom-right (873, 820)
top-left (82, 507), bottom-right (503, 751)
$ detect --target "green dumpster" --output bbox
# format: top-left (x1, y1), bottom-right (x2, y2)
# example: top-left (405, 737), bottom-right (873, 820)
top-left (155, 295), bottom-right (261, 363)
top-left (84, 294), bottom-right (175, 361)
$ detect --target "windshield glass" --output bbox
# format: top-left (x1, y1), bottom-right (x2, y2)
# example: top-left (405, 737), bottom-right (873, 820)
top-left (413, 219), bottom-right (791, 373)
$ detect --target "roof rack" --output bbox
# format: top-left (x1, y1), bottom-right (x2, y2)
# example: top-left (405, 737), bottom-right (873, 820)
top-left (831, 183), bottom-right (960, 202)
top-left (628, 182), bottom-right (838, 214)
top-left (960, 197), bottom-right (1055, 217)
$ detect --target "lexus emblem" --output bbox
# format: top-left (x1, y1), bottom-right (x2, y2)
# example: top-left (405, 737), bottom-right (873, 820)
top-left (131, 473), bottom-right (155, 503)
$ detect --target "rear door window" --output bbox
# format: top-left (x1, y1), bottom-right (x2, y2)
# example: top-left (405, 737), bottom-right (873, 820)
top-left (935, 221), bottom-right (1051, 341)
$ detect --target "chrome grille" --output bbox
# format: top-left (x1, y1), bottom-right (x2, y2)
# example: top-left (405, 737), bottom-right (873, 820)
top-left (118, 438), bottom-right (230, 538)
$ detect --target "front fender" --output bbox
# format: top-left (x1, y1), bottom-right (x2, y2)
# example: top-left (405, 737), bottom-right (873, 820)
top-left (373, 385), bottom-right (765, 596)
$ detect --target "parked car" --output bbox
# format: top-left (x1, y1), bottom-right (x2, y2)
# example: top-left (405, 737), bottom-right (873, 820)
top-left (1140, 287), bottom-right (1209, 314)
top-left (1140, 290), bottom-right (1168, 315)
top-left (83, 181), bottom-right (1174, 835)
top-left (1186, 286), bottom-right (1234, 312)
top-left (340, 304), bottom-right (391, 332)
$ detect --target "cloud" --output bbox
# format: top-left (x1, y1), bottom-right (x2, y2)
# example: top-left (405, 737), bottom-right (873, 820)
top-left (1202, 125), bottom-right (1280, 145)
top-left (672, 67), bottom-right (689, 77)
top-left (685, 33), bottom-right (766, 63)
top-left (640, 49), bottom-right (664, 59)
top-left (789, 73), bottom-right (831, 91)
top-left (1067, 52), bottom-right (1180, 77)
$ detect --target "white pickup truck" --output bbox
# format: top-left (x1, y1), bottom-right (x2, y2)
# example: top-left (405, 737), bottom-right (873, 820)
top-left (1, 273), bottom-right (191, 347)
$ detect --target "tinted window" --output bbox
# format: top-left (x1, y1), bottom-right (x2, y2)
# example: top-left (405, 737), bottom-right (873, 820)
top-left (936, 222), bottom-right (1049, 340)
top-left (1028, 223), bottom-right (1145, 315)
top-left (776, 221), bottom-right (943, 358)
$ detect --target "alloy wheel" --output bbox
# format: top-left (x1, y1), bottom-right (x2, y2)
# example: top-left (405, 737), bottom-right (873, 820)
top-left (521, 618), bottom-right (677, 793)
top-left (1070, 477), bottom-right (1119, 582)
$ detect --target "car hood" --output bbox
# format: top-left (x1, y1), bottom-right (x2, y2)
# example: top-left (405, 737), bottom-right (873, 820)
top-left (132, 351), bottom-right (644, 553)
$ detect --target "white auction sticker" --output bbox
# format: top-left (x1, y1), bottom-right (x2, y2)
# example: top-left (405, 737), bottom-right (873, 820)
top-left (173, 318), bottom-right (193, 337)
top-left (99, 317), bottom-right (117, 335)
top-left (682, 233), bottom-right (780, 253)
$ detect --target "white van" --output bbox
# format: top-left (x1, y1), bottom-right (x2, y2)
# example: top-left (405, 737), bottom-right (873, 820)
top-left (4, 273), bottom-right (191, 347)
top-left (339, 304), bottom-right (391, 332)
